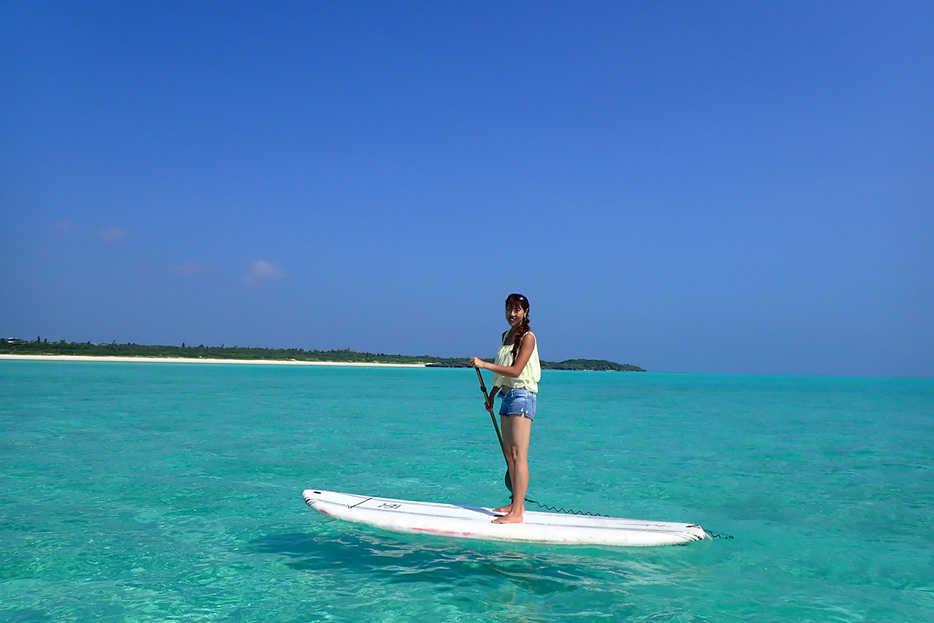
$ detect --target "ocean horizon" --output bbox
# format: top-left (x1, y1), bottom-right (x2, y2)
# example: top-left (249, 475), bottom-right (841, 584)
top-left (2, 360), bottom-right (931, 621)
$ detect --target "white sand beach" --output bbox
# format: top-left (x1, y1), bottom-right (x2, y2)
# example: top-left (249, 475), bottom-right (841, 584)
top-left (0, 354), bottom-right (427, 368)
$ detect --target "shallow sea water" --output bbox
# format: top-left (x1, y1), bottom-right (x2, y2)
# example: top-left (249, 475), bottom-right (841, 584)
top-left (1, 361), bottom-right (932, 621)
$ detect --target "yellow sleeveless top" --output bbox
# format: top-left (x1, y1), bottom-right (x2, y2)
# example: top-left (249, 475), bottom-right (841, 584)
top-left (492, 331), bottom-right (540, 393)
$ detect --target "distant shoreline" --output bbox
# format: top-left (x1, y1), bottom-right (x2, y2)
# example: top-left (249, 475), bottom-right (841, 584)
top-left (0, 354), bottom-right (427, 368)
top-left (1, 341), bottom-right (645, 371)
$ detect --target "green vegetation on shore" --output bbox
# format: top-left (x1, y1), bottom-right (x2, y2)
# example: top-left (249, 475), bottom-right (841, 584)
top-left (0, 337), bottom-right (645, 371)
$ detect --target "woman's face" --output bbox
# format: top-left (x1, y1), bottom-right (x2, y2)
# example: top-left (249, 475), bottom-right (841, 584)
top-left (505, 303), bottom-right (527, 327)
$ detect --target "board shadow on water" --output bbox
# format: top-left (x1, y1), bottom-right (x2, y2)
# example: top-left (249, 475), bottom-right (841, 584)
top-left (250, 517), bottom-right (731, 621)
top-left (254, 518), bottom-right (716, 592)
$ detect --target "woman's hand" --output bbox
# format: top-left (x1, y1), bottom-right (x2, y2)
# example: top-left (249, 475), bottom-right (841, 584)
top-left (469, 357), bottom-right (486, 370)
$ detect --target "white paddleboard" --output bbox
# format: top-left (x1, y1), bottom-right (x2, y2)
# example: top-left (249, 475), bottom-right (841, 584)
top-left (303, 489), bottom-right (708, 547)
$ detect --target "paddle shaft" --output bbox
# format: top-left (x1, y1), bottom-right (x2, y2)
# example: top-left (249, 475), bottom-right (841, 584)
top-left (475, 367), bottom-right (513, 493)
top-left (475, 368), bottom-right (506, 456)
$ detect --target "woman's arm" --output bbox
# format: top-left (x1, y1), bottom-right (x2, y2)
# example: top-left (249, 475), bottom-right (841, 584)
top-left (470, 332), bottom-right (535, 378)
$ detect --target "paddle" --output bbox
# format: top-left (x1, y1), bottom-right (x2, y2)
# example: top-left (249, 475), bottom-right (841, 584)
top-left (475, 367), bottom-right (512, 493)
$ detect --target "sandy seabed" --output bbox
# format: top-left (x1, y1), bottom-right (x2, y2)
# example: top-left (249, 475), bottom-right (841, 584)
top-left (0, 354), bottom-right (427, 368)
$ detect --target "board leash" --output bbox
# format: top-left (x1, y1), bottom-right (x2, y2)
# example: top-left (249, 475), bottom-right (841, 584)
top-left (522, 496), bottom-right (608, 517)
top-left (526, 498), bottom-right (736, 538)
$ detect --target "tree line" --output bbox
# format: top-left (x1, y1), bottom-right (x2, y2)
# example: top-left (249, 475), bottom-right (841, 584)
top-left (1, 337), bottom-right (644, 371)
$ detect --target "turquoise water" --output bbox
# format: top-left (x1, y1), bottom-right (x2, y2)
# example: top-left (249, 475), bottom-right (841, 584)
top-left (1, 361), bottom-right (932, 622)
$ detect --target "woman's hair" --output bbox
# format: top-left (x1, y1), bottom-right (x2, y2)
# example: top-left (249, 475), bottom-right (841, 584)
top-left (505, 293), bottom-right (531, 364)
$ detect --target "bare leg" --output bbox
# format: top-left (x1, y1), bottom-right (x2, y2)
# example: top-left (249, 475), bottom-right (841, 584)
top-left (492, 485), bottom-right (514, 514)
top-left (492, 414), bottom-right (531, 524)
top-left (492, 415), bottom-right (518, 514)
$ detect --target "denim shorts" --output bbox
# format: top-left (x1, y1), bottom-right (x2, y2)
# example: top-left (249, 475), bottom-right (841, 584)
top-left (499, 388), bottom-right (537, 420)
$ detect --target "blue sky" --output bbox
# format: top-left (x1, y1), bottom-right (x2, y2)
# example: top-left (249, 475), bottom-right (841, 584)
top-left (2, 1), bottom-right (932, 377)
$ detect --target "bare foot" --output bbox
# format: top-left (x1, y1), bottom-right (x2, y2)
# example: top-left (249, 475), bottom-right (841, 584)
top-left (492, 504), bottom-right (512, 514)
top-left (492, 511), bottom-right (524, 524)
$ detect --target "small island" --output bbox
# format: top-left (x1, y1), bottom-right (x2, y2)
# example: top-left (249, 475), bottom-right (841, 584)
top-left (0, 337), bottom-right (645, 372)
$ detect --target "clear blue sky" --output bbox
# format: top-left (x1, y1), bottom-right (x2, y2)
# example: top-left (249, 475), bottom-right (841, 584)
top-left (2, 2), bottom-right (932, 377)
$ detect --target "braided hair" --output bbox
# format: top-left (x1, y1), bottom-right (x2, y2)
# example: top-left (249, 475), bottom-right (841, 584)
top-left (505, 293), bottom-right (531, 364)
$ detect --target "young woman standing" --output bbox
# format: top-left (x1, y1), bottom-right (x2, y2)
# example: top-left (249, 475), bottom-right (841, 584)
top-left (469, 293), bottom-right (541, 524)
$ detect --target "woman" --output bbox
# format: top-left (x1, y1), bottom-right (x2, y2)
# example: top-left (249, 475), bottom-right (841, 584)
top-left (469, 293), bottom-right (541, 524)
